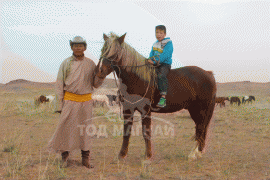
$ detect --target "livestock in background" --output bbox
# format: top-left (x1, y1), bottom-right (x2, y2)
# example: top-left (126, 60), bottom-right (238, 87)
top-left (106, 94), bottom-right (119, 106)
top-left (34, 95), bottom-right (49, 106)
top-left (230, 96), bottom-right (241, 106)
top-left (92, 94), bottom-right (108, 108)
top-left (242, 95), bottom-right (256, 104)
top-left (215, 97), bottom-right (229, 107)
top-left (242, 96), bottom-right (249, 104)
top-left (45, 95), bottom-right (56, 108)
top-left (92, 100), bottom-right (107, 108)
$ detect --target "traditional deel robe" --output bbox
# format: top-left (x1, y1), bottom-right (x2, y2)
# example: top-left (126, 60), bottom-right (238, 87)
top-left (149, 37), bottom-right (173, 65)
top-left (48, 55), bottom-right (104, 153)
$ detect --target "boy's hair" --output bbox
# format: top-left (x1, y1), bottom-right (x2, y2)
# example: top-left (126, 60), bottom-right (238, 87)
top-left (155, 25), bottom-right (166, 34)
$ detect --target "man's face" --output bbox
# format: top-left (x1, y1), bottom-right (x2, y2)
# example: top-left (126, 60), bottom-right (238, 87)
top-left (71, 43), bottom-right (86, 55)
top-left (155, 29), bottom-right (166, 42)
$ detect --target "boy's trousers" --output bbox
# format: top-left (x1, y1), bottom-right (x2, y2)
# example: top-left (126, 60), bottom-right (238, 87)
top-left (156, 64), bottom-right (171, 95)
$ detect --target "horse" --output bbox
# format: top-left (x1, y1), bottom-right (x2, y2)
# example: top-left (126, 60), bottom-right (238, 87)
top-left (95, 33), bottom-right (217, 160)
top-left (242, 96), bottom-right (249, 104)
top-left (249, 95), bottom-right (255, 102)
top-left (230, 96), bottom-right (241, 106)
top-left (242, 95), bottom-right (255, 104)
top-left (215, 97), bottom-right (229, 107)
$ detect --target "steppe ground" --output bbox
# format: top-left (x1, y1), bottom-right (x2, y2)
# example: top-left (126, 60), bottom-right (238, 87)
top-left (0, 80), bottom-right (269, 180)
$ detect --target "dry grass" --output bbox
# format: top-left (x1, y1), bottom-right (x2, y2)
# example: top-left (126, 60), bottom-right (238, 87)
top-left (0, 82), bottom-right (270, 179)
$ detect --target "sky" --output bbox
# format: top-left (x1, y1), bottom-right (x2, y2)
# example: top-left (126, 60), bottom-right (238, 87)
top-left (0, 0), bottom-right (269, 83)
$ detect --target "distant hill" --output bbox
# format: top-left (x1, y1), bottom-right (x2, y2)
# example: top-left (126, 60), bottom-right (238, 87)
top-left (2, 79), bottom-right (269, 96)
top-left (2, 78), bottom-right (117, 91)
top-left (2, 79), bottom-right (55, 92)
top-left (216, 81), bottom-right (270, 97)
top-left (5, 79), bottom-right (39, 85)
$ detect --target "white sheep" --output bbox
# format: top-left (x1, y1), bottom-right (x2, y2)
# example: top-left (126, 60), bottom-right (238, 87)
top-left (45, 94), bottom-right (56, 109)
top-left (92, 94), bottom-right (108, 107)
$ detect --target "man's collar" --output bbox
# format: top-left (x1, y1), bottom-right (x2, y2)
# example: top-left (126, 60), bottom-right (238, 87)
top-left (71, 54), bottom-right (85, 61)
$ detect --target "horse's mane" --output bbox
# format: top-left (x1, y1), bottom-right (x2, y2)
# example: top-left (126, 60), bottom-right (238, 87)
top-left (103, 33), bottom-right (156, 82)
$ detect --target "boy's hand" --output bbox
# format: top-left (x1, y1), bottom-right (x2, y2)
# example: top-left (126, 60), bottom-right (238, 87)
top-left (147, 59), bottom-right (155, 65)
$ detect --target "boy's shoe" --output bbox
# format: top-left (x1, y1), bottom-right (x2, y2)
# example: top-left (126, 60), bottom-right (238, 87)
top-left (157, 97), bottom-right (166, 108)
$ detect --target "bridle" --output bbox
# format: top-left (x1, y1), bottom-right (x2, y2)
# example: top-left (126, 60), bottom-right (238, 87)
top-left (99, 55), bottom-right (153, 105)
top-left (98, 55), bottom-right (162, 120)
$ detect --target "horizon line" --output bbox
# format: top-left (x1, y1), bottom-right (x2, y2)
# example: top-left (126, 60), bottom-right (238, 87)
top-left (1, 78), bottom-right (269, 85)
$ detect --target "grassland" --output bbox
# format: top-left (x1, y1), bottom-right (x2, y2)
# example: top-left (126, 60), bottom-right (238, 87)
top-left (0, 81), bottom-right (269, 179)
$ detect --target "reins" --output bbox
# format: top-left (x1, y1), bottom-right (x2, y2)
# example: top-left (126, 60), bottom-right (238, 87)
top-left (101, 56), bottom-right (152, 105)
top-left (99, 55), bottom-right (161, 120)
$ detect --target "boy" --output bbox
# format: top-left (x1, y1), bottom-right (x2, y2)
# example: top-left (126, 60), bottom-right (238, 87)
top-left (148, 25), bottom-right (173, 108)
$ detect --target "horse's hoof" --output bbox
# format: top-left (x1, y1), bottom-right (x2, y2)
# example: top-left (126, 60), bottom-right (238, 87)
top-left (144, 153), bottom-right (153, 161)
top-left (188, 146), bottom-right (202, 161)
top-left (118, 154), bottom-right (127, 161)
top-left (188, 153), bottom-right (200, 161)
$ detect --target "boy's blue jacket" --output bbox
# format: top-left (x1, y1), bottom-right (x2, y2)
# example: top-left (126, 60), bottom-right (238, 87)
top-left (149, 37), bottom-right (173, 65)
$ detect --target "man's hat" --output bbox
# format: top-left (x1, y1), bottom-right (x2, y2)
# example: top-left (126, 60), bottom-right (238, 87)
top-left (70, 36), bottom-right (87, 49)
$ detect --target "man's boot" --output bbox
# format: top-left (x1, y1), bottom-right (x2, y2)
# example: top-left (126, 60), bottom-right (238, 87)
top-left (81, 150), bottom-right (94, 168)
top-left (61, 151), bottom-right (69, 167)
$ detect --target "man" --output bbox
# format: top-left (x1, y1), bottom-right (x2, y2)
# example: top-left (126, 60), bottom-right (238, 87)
top-left (48, 36), bottom-right (104, 168)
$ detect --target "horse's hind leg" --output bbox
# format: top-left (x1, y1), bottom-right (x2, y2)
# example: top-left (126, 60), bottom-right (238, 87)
top-left (188, 100), bottom-right (215, 160)
top-left (118, 109), bottom-right (134, 160)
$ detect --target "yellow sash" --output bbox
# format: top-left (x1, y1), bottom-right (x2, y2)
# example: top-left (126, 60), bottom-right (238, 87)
top-left (63, 91), bottom-right (92, 102)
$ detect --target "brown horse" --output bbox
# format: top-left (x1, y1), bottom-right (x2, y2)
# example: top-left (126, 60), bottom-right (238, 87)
top-left (242, 95), bottom-right (255, 104)
top-left (95, 33), bottom-right (217, 160)
top-left (215, 97), bottom-right (229, 107)
top-left (230, 96), bottom-right (241, 106)
top-left (34, 95), bottom-right (49, 106)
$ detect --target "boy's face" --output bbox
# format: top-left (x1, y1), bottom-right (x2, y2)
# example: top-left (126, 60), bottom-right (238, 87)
top-left (155, 29), bottom-right (166, 42)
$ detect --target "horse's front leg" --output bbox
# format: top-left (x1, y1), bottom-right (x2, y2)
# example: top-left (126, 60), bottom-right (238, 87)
top-left (141, 107), bottom-right (152, 160)
top-left (119, 109), bottom-right (134, 160)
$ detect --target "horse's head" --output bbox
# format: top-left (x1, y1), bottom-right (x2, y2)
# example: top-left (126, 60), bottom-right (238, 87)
top-left (96, 33), bottom-right (126, 79)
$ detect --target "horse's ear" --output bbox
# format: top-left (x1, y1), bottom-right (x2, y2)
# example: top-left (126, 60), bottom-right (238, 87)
top-left (118, 33), bottom-right (126, 45)
top-left (103, 33), bottom-right (109, 41)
